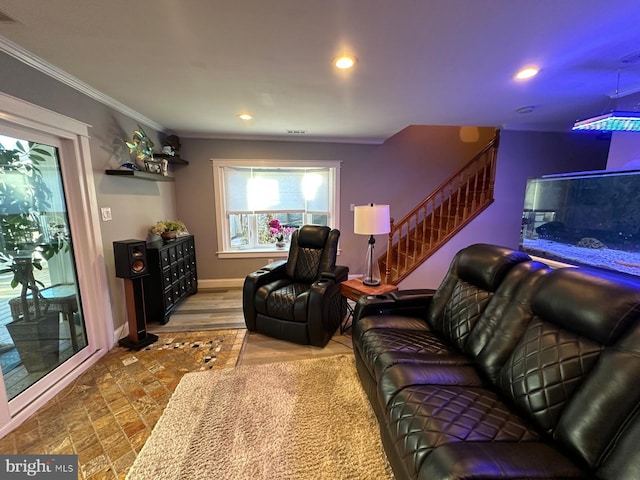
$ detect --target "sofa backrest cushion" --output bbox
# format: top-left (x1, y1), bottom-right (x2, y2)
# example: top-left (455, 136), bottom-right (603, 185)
top-left (286, 225), bottom-right (339, 283)
top-left (497, 267), bottom-right (640, 438)
top-left (427, 244), bottom-right (530, 351)
top-left (498, 316), bottom-right (603, 434)
top-left (465, 261), bottom-right (551, 382)
top-left (531, 267), bottom-right (640, 345)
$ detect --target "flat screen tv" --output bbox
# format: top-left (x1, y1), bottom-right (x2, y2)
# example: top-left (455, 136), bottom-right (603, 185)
top-left (520, 169), bottom-right (640, 276)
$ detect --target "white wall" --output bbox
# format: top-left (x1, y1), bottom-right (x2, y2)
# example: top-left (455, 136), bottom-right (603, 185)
top-left (606, 131), bottom-right (640, 170)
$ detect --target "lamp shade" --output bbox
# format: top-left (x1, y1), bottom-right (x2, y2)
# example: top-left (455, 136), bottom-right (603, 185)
top-left (354, 204), bottom-right (390, 235)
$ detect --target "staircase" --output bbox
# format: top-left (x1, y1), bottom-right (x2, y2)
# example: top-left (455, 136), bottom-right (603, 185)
top-left (381, 132), bottom-right (500, 284)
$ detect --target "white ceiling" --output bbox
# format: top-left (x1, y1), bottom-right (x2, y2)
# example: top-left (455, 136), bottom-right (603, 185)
top-left (2, 0), bottom-right (640, 143)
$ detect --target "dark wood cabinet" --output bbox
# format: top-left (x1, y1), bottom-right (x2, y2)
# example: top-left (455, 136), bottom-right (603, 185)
top-left (143, 235), bottom-right (198, 324)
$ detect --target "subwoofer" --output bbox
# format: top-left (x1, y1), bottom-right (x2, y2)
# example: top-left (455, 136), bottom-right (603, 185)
top-left (113, 239), bottom-right (148, 279)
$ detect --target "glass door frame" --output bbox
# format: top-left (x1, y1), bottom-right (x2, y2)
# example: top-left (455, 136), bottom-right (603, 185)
top-left (0, 92), bottom-right (113, 434)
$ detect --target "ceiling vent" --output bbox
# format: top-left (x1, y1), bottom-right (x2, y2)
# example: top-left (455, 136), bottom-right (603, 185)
top-left (286, 130), bottom-right (307, 135)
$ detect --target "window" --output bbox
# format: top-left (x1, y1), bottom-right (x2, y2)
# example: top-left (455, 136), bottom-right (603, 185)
top-left (212, 160), bottom-right (341, 257)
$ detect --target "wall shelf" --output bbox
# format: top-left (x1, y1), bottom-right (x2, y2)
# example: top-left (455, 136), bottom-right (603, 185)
top-left (153, 153), bottom-right (189, 165)
top-left (105, 169), bottom-right (175, 182)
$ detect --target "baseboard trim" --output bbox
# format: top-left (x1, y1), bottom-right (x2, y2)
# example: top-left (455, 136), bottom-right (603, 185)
top-left (198, 278), bottom-right (245, 289)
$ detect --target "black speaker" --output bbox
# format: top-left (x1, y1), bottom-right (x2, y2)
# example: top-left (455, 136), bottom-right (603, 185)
top-left (113, 239), bottom-right (148, 279)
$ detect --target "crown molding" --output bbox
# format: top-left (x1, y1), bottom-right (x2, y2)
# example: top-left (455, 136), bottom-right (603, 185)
top-left (0, 35), bottom-right (165, 132)
top-left (177, 130), bottom-right (386, 145)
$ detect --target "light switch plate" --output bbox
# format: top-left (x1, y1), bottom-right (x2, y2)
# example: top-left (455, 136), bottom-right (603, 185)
top-left (101, 207), bottom-right (112, 221)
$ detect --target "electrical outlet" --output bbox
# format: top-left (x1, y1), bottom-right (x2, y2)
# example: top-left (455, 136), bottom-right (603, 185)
top-left (101, 207), bottom-right (112, 221)
top-left (350, 204), bottom-right (355, 211)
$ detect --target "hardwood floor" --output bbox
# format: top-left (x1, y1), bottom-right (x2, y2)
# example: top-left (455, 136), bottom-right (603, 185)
top-left (0, 287), bottom-right (354, 479)
top-left (149, 287), bottom-right (354, 364)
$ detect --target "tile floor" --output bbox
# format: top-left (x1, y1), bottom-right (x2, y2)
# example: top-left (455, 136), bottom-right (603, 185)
top-left (0, 329), bottom-right (246, 479)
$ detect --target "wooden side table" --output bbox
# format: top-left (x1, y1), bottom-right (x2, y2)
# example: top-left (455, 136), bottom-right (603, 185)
top-left (340, 278), bottom-right (398, 333)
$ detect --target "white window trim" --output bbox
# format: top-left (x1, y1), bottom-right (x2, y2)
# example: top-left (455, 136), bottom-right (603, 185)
top-left (212, 159), bottom-right (341, 259)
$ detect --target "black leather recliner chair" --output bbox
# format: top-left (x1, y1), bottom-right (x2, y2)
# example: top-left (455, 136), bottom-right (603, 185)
top-left (242, 225), bottom-right (349, 347)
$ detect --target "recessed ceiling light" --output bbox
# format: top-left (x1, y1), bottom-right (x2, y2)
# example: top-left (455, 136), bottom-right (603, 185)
top-left (238, 113), bottom-right (253, 121)
top-left (334, 55), bottom-right (356, 69)
top-left (514, 66), bottom-right (539, 80)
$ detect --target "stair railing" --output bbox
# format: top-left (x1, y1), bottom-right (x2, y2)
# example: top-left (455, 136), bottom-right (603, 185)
top-left (384, 132), bottom-right (500, 284)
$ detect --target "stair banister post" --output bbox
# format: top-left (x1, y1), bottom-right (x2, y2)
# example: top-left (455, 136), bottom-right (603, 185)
top-left (386, 217), bottom-right (394, 283)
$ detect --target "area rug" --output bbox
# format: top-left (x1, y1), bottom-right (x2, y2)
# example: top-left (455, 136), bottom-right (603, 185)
top-left (126, 354), bottom-right (394, 479)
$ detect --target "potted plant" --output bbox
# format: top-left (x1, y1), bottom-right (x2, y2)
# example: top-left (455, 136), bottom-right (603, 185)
top-left (149, 220), bottom-right (188, 243)
top-left (268, 219), bottom-right (295, 249)
top-left (0, 253), bottom-right (60, 372)
top-left (0, 140), bottom-right (61, 372)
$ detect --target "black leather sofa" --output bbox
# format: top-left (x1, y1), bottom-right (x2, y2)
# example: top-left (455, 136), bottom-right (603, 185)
top-left (352, 243), bottom-right (640, 480)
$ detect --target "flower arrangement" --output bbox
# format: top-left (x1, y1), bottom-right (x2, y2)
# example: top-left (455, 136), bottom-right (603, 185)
top-left (269, 219), bottom-right (295, 243)
top-left (149, 220), bottom-right (187, 236)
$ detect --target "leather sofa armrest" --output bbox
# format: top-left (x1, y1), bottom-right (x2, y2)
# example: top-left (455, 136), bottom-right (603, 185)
top-left (261, 259), bottom-right (287, 271)
top-left (307, 276), bottom-right (344, 347)
top-left (419, 442), bottom-right (586, 480)
top-left (389, 289), bottom-right (436, 301)
top-left (321, 265), bottom-right (349, 282)
top-left (242, 261), bottom-right (287, 330)
top-left (353, 289), bottom-right (435, 323)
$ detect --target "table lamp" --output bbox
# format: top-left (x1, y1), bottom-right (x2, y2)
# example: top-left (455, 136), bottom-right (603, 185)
top-left (354, 203), bottom-right (390, 286)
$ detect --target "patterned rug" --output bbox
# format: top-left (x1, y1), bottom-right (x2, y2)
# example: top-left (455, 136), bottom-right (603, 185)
top-left (126, 354), bottom-right (394, 479)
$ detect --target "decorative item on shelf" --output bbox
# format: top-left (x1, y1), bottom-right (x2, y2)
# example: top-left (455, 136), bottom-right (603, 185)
top-left (269, 219), bottom-right (295, 249)
top-left (119, 161), bottom-right (140, 171)
top-left (354, 203), bottom-right (391, 286)
top-left (144, 157), bottom-right (163, 174)
top-left (160, 158), bottom-right (169, 176)
top-left (149, 220), bottom-right (188, 244)
top-left (125, 125), bottom-right (155, 170)
top-left (163, 134), bottom-right (181, 156)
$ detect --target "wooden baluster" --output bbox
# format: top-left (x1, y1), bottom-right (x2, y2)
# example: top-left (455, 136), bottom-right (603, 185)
top-left (375, 132), bottom-right (499, 284)
top-left (386, 217), bottom-right (394, 282)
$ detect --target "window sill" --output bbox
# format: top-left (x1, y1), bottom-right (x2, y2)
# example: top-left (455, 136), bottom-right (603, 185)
top-left (217, 247), bottom-right (290, 259)
top-left (217, 247), bottom-right (341, 259)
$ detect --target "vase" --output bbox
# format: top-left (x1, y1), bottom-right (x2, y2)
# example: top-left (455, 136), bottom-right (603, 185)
top-left (161, 231), bottom-right (177, 243)
top-left (275, 241), bottom-right (287, 249)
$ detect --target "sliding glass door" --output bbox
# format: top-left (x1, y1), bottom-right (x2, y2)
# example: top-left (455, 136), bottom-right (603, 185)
top-left (0, 134), bottom-right (87, 400)
top-left (0, 93), bottom-right (112, 433)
